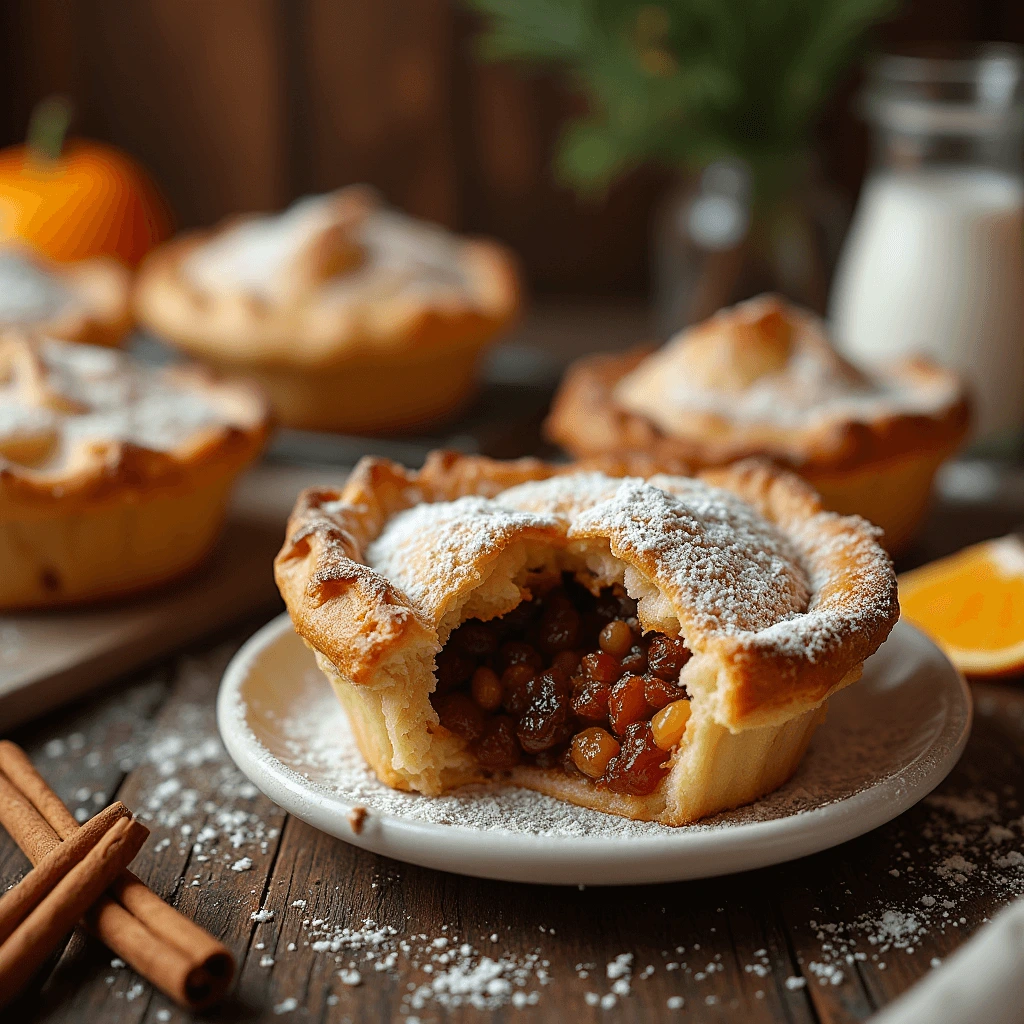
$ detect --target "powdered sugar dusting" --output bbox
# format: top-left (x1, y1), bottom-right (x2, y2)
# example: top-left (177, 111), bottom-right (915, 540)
top-left (0, 336), bottom-right (250, 474)
top-left (614, 295), bottom-right (960, 433)
top-left (568, 476), bottom-right (810, 634)
top-left (365, 495), bottom-right (561, 620)
top-left (184, 190), bottom-right (472, 307)
top-left (364, 473), bottom-right (810, 640)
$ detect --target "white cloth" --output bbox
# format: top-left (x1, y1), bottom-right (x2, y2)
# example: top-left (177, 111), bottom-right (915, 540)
top-left (872, 899), bottom-right (1024, 1024)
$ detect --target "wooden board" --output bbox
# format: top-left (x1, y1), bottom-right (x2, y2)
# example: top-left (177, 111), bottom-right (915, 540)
top-left (0, 464), bottom-right (350, 730)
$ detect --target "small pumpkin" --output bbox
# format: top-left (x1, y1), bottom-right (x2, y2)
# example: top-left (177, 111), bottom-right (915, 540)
top-left (0, 97), bottom-right (171, 266)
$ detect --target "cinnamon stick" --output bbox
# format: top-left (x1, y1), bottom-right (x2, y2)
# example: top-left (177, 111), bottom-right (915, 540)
top-left (0, 801), bottom-right (129, 947)
top-left (0, 743), bottom-right (235, 1007)
top-left (0, 771), bottom-right (60, 860)
top-left (0, 816), bottom-right (149, 1008)
top-left (0, 741), bottom-right (232, 979)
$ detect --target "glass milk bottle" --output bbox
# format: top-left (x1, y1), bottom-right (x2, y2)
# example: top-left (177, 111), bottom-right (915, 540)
top-left (829, 45), bottom-right (1024, 441)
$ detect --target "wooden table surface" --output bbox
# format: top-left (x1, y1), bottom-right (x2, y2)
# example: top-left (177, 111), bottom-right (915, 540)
top-left (4, 310), bottom-right (1024, 1023)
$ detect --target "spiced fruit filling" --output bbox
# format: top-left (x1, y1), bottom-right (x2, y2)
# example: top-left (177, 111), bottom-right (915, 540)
top-left (431, 574), bottom-right (692, 796)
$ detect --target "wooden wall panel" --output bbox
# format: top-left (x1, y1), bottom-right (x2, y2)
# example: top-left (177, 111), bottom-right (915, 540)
top-left (299, 0), bottom-right (458, 225)
top-left (454, 54), bottom-right (669, 293)
top-left (1, 0), bottom-right (1022, 292)
top-left (80, 0), bottom-right (288, 227)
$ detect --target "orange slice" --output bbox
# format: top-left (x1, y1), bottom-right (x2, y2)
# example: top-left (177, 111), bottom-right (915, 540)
top-left (899, 535), bottom-right (1024, 677)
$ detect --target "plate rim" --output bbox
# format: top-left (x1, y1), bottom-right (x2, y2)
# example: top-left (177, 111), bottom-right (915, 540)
top-left (217, 613), bottom-right (972, 884)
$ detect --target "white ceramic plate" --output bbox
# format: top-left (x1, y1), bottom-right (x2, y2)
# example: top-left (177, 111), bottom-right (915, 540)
top-left (217, 614), bottom-right (971, 886)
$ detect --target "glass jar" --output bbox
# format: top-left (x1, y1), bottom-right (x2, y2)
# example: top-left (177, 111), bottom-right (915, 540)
top-left (652, 156), bottom-right (846, 339)
top-left (829, 44), bottom-right (1024, 442)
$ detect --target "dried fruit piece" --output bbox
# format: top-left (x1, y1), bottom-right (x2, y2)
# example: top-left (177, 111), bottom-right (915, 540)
top-left (607, 675), bottom-right (650, 736)
top-left (473, 716), bottom-right (521, 770)
top-left (571, 677), bottom-right (611, 721)
top-left (434, 692), bottom-right (485, 741)
top-left (435, 647), bottom-right (476, 694)
top-left (620, 644), bottom-right (648, 675)
top-left (581, 651), bottom-right (622, 685)
top-left (598, 620), bottom-right (633, 659)
top-left (453, 620), bottom-right (500, 657)
top-left (647, 635), bottom-right (690, 680)
top-left (643, 675), bottom-right (687, 711)
top-left (570, 727), bottom-right (621, 778)
top-left (538, 594), bottom-right (581, 652)
top-left (517, 673), bottom-right (574, 753)
top-left (551, 649), bottom-right (581, 677)
top-left (499, 640), bottom-right (544, 674)
top-left (651, 699), bottom-right (691, 750)
top-left (471, 666), bottom-right (503, 711)
top-left (602, 722), bottom-right (670, 795)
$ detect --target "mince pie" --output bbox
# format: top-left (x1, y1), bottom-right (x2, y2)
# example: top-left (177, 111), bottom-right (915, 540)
top-left (134, 186), bottom-right (519, 434)
top-left (275, 451), bottom-right (898, 825)
top-left (0, 329), bottom-right (269, 608)
top-left (0, 245), bottom-right (132, 347)
top-left (546, 295), bottom-right (969, 554)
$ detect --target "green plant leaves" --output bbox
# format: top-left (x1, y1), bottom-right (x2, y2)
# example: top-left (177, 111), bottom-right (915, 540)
top-left (466, 0), bottom-right (902, 194)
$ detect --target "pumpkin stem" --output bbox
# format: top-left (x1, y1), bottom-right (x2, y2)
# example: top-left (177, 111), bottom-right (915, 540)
top-left (27, 96), bottom-right (73, 163)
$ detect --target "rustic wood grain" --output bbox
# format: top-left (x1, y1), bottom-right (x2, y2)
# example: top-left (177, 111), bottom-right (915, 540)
top-left (0, 312), bottom-right (1021, 1020)
top-left (0, 608), bottom-right (1021, 1021)
top-left (79, 0), bottom-right (289, 227)
top-left (4, 0), bottom-right (1022, 291)
top-left (300, 0), bottom-right (459, 226)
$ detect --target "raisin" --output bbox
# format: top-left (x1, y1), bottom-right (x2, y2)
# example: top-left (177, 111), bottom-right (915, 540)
top-left (620, 643), bottom-right (648, 675)
top-left (498, 599), bottom-right (539, 634)
top-left (607, 675), bottom-right (650, 736)
top-left (472, 716), bottom-right (521, 770)
top-left (502, 667), bottom-right (534, 716)
top-left (643, 675), bottom-right (688, 711)
top-left (647, 635), bottom-right (691, 680)
top-left (452, 620), bottom-right (499, 657)
top-left (598, 620), bottom-right (634, 659)
top-left (499, 641), bottom-right (543, 674)
top-left (581, 651), bottom-right (622, 685)
top-left (571, 678), bottom-right (611, 721)
top-left (570, 727), bottom-right (620, 778)
top-left (516, 673), bottom-right (574, 753)
top-left (471, 667), bottom-right (503, 711)
top-left (434, 692), bottom-right (485, 741)
top-left (537, 594), bottom-right (580, 653)
top-left (601, 722), bottom-right (670, 795)
top-left (551, 649), bottom-right (581, 677)
top-left (435, 646), bottom-right (476, 694)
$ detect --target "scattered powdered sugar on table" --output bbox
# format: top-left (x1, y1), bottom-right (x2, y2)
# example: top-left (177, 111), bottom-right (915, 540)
top-left (778, 689), bottom-right (1024, 989)
top-left (30, 644), bottom-right (1024, 1018)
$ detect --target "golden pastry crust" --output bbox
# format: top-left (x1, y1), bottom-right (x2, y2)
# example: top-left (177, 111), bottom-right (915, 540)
top-left (544, 296), bottom-right (969, 553)
top-left (0, 247), bottom-right (132, 347)
top-left (0, 330), bottom-right (270, 608)
top-left (133, 188), bottom-right (520, 433)
top-left (547, 299), bottom-right (968, 474)
top-left (275, 450), bottom-right (898, 824)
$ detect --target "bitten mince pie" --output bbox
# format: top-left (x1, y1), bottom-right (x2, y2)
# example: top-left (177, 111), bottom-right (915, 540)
top-left (0, 245), bottom-right (132, 347)
top-left (0, 329), bottom-right (269, 609)
top-left (134, 186), bottom-right (519, 435)
top-left (546, 295), bottom-right (969, 555)
top-left (275, 451), bottom-right (898, 826)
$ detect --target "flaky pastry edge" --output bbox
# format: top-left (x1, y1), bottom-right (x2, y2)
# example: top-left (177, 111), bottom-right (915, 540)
top-left (274, 450), bottom-right (899, 738)
top-left (545, 347), bottom-right (970, 474)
